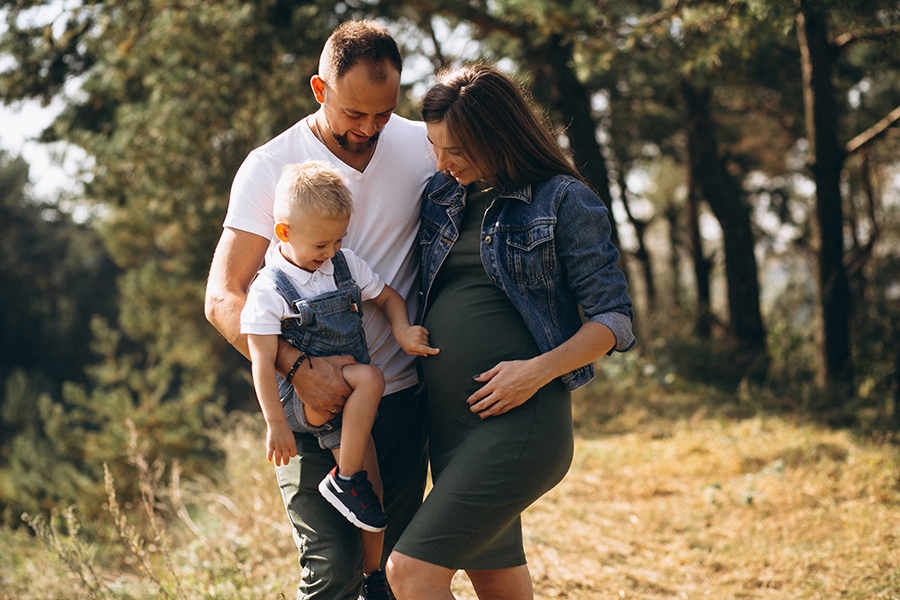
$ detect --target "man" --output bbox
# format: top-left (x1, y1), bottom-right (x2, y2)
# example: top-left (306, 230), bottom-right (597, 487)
top-left (205, 20), bottom-right (435, 600)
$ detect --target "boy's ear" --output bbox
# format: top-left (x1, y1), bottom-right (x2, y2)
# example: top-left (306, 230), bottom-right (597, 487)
top-left (274, 222), bottom-right (290, 242)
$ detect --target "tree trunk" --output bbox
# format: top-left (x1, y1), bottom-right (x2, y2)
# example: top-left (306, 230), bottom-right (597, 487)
top-left (664, 202), bottom-right (683, 311)
top-left (682, 80), bottom-right (767, 369)
top-left (617, 167), bottom-right (657, 313)
top-left (537, 34), bottom-right (621, 249)
top-left (893, 322), bottom-right (900, 429)
top-left (796, 2), bottom-right (854, 392)
top-left (685, 162), bottom-right (712, 338)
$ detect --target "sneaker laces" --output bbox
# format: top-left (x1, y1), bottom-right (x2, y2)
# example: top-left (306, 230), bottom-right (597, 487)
top-left (364, 570), bottom-right (394, 599)
top-left (349, 471), bottom-right (381, 508)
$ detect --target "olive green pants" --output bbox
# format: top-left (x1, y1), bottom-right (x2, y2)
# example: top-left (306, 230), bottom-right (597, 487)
top-left (274, 385), bottom-right (428, 600)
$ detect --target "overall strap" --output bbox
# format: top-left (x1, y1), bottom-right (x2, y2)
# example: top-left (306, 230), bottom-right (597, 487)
top-left (330, 250), bottom-right (357, 291)
top-left (264, 266), bottom-right (304, 314)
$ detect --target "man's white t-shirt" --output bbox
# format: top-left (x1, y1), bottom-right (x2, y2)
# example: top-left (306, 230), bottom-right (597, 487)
top-left (240, 247), bottom-right (385, 336)
top-left (225, 114), bottom-right (436, 394)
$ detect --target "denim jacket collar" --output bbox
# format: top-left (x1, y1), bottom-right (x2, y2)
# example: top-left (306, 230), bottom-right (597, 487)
top-left (427, 174), bottom-right (532, 206)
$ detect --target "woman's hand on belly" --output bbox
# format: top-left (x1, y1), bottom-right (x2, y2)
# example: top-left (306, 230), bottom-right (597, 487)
top-left (466, 322), bottom-right (617, 419)
top-left (466, 358), bottom-right (549, 419)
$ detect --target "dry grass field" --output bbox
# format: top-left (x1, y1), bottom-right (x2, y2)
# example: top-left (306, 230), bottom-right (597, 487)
top-left (2, 380), bottom-right (899, 600)
top-left (444, 385), bottom-right (900, 600)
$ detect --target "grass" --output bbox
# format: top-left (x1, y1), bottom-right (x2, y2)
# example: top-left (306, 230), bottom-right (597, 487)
top-left (2, 375), bottom-right (899, 600)
top-left (522, 421), bottom-right (899, 599)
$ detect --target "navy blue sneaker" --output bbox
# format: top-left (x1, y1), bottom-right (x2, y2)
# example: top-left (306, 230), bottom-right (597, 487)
top-left (318, 467), bottom-right (387, 532)
top-left (361, 570), bottom-right (395, 600)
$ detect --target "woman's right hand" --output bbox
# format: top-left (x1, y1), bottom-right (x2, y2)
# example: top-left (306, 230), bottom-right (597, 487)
top-left (467, 358), bottom-right (548, 418)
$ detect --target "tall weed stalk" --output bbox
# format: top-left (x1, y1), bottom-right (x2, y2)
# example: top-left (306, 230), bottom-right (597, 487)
top-left (23, 419), bottom-right (188, 599)
top-left (22, 507), bottom-right (104, 599)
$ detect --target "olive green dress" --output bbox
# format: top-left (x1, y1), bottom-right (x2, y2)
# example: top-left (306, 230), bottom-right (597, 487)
top-left (393, 184), bottom-right (574, 570)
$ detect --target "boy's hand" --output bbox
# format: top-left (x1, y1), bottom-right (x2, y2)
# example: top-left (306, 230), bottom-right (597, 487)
top-left (266, 420), bottom-right (297, 467)
top-left (394, 325), bottom-right (440, 357)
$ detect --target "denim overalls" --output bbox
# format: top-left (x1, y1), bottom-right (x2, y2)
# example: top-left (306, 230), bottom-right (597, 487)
top-left (264, 250), bottom-right (370, 449)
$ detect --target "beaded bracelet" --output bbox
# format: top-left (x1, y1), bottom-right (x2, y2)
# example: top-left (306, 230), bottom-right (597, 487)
top-left (286, 352), bottom-right (310, 384)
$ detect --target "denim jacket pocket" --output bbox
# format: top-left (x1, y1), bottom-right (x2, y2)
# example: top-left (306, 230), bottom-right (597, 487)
top-left (419, 221), bottom-right (440, 248)
top-left (503, 221), bottom-right (556, 283)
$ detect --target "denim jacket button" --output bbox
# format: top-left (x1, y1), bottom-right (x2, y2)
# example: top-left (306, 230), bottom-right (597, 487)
top-left (484, 235), bottom-right (492, 244)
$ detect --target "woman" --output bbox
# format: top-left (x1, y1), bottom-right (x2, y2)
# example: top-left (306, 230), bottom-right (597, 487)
top-left (386, 64), bottom-right (635, 600)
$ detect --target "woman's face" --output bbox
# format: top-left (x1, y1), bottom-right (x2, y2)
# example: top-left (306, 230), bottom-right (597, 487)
top-left (426, 120), bottom-right (485, 186)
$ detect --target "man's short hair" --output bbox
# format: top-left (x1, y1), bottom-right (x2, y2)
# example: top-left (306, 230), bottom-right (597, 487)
top-left (274, 161), bottom-right (354, 222)
top-left (318, 20), bottom-right (402, 84)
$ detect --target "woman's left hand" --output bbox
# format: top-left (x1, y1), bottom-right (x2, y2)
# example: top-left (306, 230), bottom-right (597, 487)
top-left (467, 359), bottom-right (548, 419)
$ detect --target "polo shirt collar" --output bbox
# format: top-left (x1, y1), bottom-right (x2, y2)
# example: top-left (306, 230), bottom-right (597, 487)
top-left (274, 244), bottom-right (334, 283)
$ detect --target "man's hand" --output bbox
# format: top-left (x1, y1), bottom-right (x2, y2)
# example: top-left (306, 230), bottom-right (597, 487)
top-left (275, 339), bottom-right (355, 414)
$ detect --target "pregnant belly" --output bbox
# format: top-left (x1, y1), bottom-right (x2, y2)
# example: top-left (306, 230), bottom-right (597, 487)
top-left (421, 279), bottom-right (539, 408)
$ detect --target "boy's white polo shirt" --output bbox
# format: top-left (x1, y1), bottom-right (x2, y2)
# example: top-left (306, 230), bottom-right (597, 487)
top-left (241, 247), bottom-right (385, 337)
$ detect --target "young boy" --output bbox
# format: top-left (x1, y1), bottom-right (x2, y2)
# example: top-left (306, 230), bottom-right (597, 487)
top-left (240, 160), bottom-right (438, 580)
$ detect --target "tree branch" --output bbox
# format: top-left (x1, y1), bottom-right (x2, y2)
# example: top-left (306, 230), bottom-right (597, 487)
top-left (845, 103), bottom-right (900, 155)
top-left (833, 25), bottom-right (900, 49)
top-left (643, 0), bottom-right (686, 28)
top-left (383, 0), bottom-right (527, 40)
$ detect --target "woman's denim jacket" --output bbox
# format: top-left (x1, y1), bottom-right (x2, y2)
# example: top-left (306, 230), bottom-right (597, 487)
top-left (419, 171), bottom-right (635, 391)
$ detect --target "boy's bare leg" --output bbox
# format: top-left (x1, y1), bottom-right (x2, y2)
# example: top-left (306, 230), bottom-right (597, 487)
top-left (325, 371), bottom-right (386, 574)
top-left (330, 363), bottom-right (384, 476)
top-left (303, 362), bottom-right (383, 463)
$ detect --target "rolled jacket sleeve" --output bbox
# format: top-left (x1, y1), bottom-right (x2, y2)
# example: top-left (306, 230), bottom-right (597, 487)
top-left (590, 311), bottom-right (636, 353)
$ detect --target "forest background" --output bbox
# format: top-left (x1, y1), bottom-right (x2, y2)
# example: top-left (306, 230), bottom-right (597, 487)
top-left (1, 0), bottom-right (899, 598)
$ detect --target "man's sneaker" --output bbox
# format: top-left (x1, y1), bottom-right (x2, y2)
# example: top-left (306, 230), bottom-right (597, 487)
top-left (361, 570), bottom-right (395, 600)
top-left (318, 467), bottom-right (387, 532)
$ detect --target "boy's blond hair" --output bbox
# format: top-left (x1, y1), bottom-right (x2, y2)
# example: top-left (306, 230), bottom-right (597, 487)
top-left (274, 161), bottom-right (354, 223)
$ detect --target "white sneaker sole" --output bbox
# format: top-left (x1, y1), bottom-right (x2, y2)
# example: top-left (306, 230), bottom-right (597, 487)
top-left (318, 477), bottom-right (387, 533)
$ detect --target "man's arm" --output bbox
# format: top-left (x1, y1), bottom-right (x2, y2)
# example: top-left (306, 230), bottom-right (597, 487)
top-left (204, 227), bottom-right (353, 409)
top-left (205, 227), bottom-right (268, 359)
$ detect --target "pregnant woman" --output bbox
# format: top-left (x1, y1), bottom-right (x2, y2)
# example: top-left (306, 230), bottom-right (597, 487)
top-left (386, 63), bottom-right (635, 600)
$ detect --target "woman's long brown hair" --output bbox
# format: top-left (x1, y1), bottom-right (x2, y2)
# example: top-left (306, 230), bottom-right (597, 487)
top-left (421, 63), bottom-right (584, 190)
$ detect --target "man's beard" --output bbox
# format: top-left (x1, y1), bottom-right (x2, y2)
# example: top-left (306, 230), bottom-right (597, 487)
top-left (331, 129), bottom-right (381, 153)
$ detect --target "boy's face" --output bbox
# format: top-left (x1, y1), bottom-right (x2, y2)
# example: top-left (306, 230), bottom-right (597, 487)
top-left (276, 213), bottom-right (350, 273)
